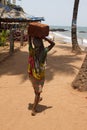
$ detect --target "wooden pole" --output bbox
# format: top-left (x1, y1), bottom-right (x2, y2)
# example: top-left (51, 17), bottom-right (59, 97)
top-left (20, 29), bottom-right (24, 46)
top-left (9, 28), bottom-right (14, 54)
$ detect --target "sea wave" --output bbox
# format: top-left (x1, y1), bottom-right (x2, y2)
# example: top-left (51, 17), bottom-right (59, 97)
top-left (50, 31), bottom-right (87, 47)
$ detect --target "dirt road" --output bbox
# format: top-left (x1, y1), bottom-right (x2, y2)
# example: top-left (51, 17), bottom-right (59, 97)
top-left (0, 42), bottom-right (87, 130)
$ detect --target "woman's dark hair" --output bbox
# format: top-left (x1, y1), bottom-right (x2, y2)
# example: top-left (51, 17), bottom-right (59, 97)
top-left (33, 37), bottom-right (44, 49)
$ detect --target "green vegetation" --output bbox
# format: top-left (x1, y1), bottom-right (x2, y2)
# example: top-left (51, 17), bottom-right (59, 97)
top-left (0, 30), bottom-right (10, 46)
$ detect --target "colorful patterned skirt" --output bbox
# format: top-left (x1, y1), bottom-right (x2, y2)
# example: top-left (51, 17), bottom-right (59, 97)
top-left (29, 75), bottom-right (45, 93)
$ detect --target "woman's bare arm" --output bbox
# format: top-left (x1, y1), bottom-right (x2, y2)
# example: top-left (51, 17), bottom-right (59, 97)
top-left (44, 37), bottom-right (55, 51)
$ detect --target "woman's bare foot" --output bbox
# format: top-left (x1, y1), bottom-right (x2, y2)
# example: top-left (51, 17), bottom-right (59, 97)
top-left (31, 110), bottom-right (36, 116)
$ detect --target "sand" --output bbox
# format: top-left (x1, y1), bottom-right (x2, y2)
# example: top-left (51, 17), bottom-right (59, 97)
top-left (0, 40), bottom-right (87, 130)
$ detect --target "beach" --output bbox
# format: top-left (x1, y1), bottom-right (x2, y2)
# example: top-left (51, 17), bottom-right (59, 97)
top-left (49, 25), bottom-right (87, 51)
top-left (0, 37), bottom-right (87, 130)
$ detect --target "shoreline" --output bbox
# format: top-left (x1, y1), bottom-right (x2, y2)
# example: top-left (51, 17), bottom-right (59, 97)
top-left (49, 31), bottom-right (87, 51)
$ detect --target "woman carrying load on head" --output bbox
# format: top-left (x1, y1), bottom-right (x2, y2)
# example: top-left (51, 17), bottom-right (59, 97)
top-left (28, 36), bottom-right (55, 116)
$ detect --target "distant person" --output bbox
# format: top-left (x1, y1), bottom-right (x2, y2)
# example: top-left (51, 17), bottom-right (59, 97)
top-left (28, 36), bottom-right (55, 116)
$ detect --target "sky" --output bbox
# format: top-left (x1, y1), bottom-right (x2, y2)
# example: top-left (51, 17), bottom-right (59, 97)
top-left (16, 0), bottom-right (87, 27)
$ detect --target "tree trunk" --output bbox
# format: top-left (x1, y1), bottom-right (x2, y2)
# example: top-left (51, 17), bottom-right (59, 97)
top-left (9, 29), bottom-right (14, 54)
top-left (71, 0), bottom-right (81, 53)
top-left (20, 29), bottom-right (24, 46)
top-left (72, 53), bottom-right (87, 91)
top-left (0, 21), bottom-right (1, 32)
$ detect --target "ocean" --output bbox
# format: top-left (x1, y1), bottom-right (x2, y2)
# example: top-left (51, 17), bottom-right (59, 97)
top-left (49, 26), bottom-right (87, 48)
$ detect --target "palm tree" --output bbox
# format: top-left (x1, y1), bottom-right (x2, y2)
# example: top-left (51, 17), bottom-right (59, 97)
top-left (72, 53), bottom-right (87, 91)
top-left (71, 0), bottom-right (81, 53)
top-left (72, 0), bottom-right (87, 91)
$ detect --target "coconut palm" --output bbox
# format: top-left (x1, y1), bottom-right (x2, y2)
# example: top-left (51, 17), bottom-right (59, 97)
top-left (72, 1), bottom-right (87, 91)
top-left (71, 0), bottom-right (81, 53)
top-left (72, 53), bottom-right (87, 91)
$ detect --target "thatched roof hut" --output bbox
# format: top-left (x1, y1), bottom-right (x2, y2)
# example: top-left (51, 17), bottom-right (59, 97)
top-left (0, 3), bottom-right (44, 53)
top-left (0, 3), bottom-right (44, 22)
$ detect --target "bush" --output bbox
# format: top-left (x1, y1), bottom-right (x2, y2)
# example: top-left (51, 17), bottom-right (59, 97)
top-left (0, 30), bottom-right (9, 46)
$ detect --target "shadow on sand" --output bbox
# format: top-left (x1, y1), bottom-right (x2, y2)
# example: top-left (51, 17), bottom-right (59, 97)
top-left (28, 103), bottom-right (52, 113)
top-left (0, 44), bottom-right (82, 83)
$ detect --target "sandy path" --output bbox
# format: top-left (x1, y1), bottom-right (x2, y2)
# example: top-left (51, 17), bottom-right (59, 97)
top-left (0, 42), bottom-right (87, 130)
